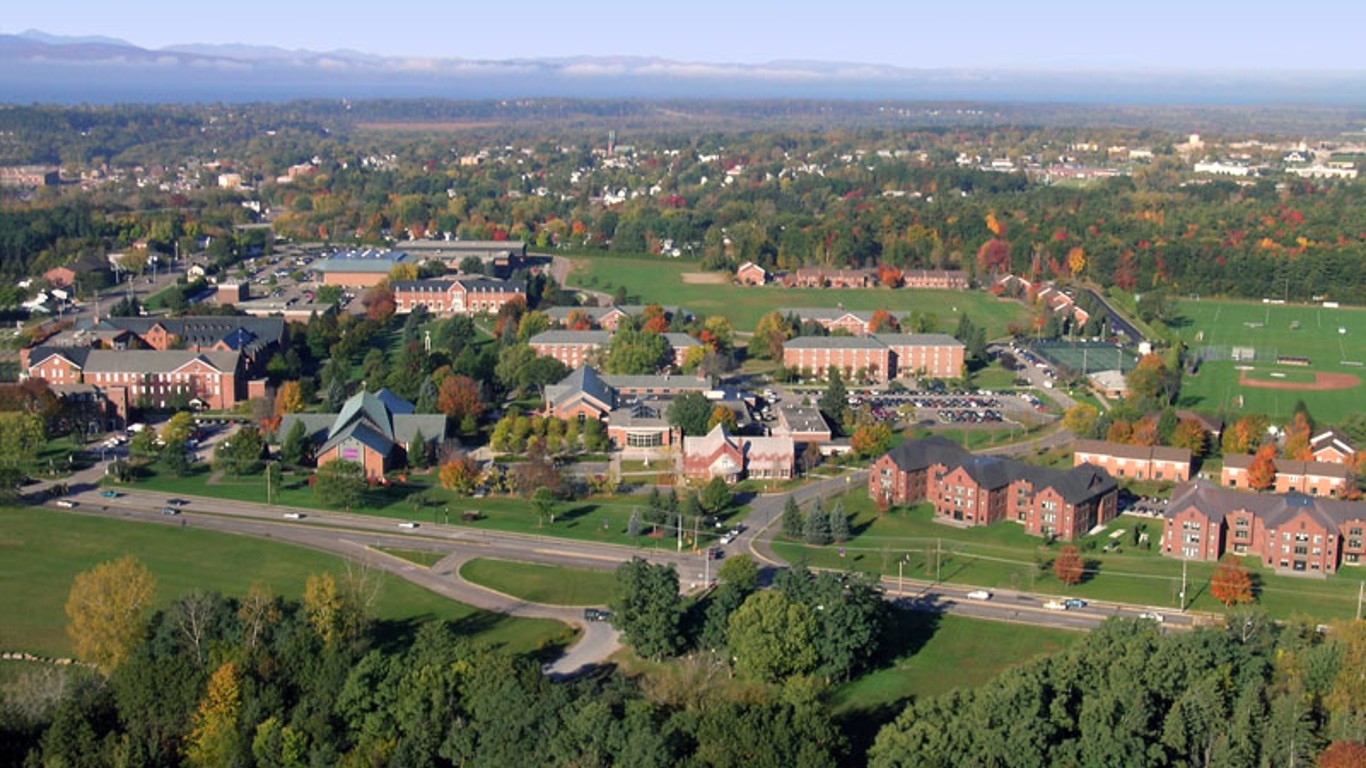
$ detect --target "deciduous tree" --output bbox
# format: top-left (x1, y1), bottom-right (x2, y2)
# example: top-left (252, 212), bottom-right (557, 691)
top-left (727, 590), bottom-right (818, 683)
top-left (184, 662), bottom-right (245, 768)
top-left (851, 423), bottom-right (894, 458)
top-left (65, 555), bottom-right (157, 672)
top-left (313, 459), bottom-right (365, 509)
top-left (1053, 545), bottom-right (1084, 585)
top-left (1063, 403), bottom-right (1100, 438)
top-left (1248, 442), bottom-right (1279, 491)
top-left (439, 455), bottom-right (480, 496)
top-left (610, 558), bottom-right (683, 660)
top-left (1210, 555), bottom-right (1254, 606)
top-left (437, 375), bottom-right (484, 433)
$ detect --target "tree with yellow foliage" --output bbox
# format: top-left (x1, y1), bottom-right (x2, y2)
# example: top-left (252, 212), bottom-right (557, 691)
top-left (388, 262), bottom-right (418, 282)
top-left (1067, 246), bottom-right (1086, 276)
top-left (185, 662), bottom-right (244, 768)
top-left (65, 555), bottom-right (157, 673)
top-left (273, 380), bottom-right (303, 418)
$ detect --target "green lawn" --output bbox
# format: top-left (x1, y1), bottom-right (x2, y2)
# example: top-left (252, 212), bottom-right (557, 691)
top-left (0, 506), bottom-right (568, 657)
top-left (774, 495), bottom-right (1366, 621)
top-left (830, 613), bottom-right (1078, 716)
top-left (1174, 297), bottom-right (1366, 421)
top-left (459, 558), bottom-right (618, 606)
top-left (568, 255), bottom-right (1028, 336)
top-left (120, 466), bottom-right (746, 551)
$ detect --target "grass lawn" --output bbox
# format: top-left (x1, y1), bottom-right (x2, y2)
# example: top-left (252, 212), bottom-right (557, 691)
top-left (0, 506), bottom-right (569, 657)
top-left (773, 495), bottom-right (1366, 621)
top-left (831, 612), bottom-right (1078, 717)
top-left (120, 465), bottom-right (747, 551)
top-left (568, 255), bottom-right (1028, 336)
top-left (1173, 297), bottom-right (1366, 422)
top-left (459, 558), bottom-right (618, 606)
top-left (376, 547), bottom-right (446, 567)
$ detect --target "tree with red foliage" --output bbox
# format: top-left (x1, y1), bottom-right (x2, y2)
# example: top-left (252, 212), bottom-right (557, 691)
top-left (492, 295), bottom-right (526, 339)
top-left (1247, 442), bottom-right (1279, 491)
top-left (1318, 742), bottom-right (1366, 768)
top-left (1210, 554), bottom-right (1254, 606)
top-left (565, 309), bottom-right (593, 331)
top-left (362, 285), bottom-right (395, 322)
top-left (437, 375), bottom-right (484, 434)
top-left (867, 309), bottom-right (900, 334)
top-left (976, 238), bottom-right (1012, 274)
top-left (642, 304), bottom-right (670, 334)
top-left (1053, 545), bottom-right (1084, 585)
top-left (1114, 249), bottom-right (1138, 290)
top-left (1130, 417), bottom-right (1159, 447)
top-left (1106, 420), bottom-right (1133, 444)
top-left (877, 264), bottom-right (902, 289)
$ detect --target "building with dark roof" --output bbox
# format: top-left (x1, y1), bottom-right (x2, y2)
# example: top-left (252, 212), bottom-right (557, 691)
top-left (1220, 454), bottom-right (1351, 498)
top-left (870, 437), bottom-right (1118, 541)
top-left (26, 347), bottom-right (242, 423)
top-left (278, 389), bottom-right (446, 480)
top-left (1161, 479), bottom-right (1366, 575)
top-left (1310, 428), bottom-right (1358, 466)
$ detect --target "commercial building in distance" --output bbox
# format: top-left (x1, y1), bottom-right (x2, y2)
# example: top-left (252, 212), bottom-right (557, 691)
top-left (312, 249), bottom-right (416, 287)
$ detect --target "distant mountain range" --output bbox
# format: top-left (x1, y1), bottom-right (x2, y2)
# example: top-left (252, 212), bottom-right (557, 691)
top-left (3, 28), bottom-right (1365, 105)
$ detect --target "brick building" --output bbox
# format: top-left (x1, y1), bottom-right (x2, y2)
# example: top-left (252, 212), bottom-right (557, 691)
top-left (279, 389), bottom-right (446, 480)
top-left (782, 334), bottom-right (964, 382)
top-left (312, 249), bottom-right (416, 287)
top-left (1310, 429), bottom-right (1358, 465)
top-left (785, 267), bottom-right (873, 288)
top-left (869, 437), bottom-right (1118, 541)
top-left (682, 424), bottom-right (795, 483)
top-left (781, 308), bottom-right (895, 336)
top-left (1073, 440), bottom-right (1192, 483)
top-left (1160, 479), bottom-right (1366, 576)
top-left (542, 367), bottom-right (711, 422)
top-left (901, 269), bottom-right (969, 289)
top-left (1221, 455), bottom-right (1351, 497)
top-left (26, 347), bottom-right (242, 422)
top-left (391, 277), bottom-right (524, 316)
top-left (735, 262), bottom-right (768, 285)
top-left (528, 330), bottom-right (612, 369)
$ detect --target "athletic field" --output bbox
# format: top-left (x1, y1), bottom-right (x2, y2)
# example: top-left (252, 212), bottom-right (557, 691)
top-left (1174, 298), bottom-right (1366, 422)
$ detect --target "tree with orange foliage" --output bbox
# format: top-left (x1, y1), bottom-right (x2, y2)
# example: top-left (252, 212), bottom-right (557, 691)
top-left (362, 284), bottom-right (395, 322)
top-left (1283, 409), bottom-right (1314, 460)
top-left (1106, 420), bottom-right (1133, 444)
top-left (976, 238), bottom-right (1011, 274)
top-left (642, 313), bottom-right (670, 335)
top-left (868, 309), bottom-right (900, 334)
top-left (273, 381), bottom-right (303, 418)
top-left (1210, 554), bottom-right (1254, 606)
top-left (1247, 442), bottom-right (1279, 491)
top-left (565, 309), bottom-right (593, 331)
top-left (877, 264), bottom-right (902, 289)
top-left (1222, 415), bottom-right (1268, 455)
top-left (437, 375), bottom-right (485, 434)
top-left (438, 454), bottom-right (480, 496)
top-left (985, 211), bottom-right (1005, 237)
top-left (1053, 546), bottom-right (1084, 585)
top-left (1318, 742), bottom-right (1366, 768)
top-left (1130, 417), bottom-right (1159, 447)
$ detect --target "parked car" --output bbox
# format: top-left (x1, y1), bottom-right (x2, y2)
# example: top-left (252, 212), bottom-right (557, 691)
top-left (583, 608), bottom-right (612, 622)
top-left (965, 590), bottom-right (992, 601)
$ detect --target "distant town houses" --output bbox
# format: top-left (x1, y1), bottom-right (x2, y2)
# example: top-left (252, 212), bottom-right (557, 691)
top-left (784, 267), bottom-right (874, 289)
top-left (1161, 479), bottom-right (1366, 575)
top-left (900, 269), bottom-right (969, 290)
top-left (391, 276), bottom-right (524, 316)
top-left (734, 262), bottom-right (966, 290)
top-left (1220, 455), bottom-right (1351, 498)
top-left (0, 165), bottom-right (60, 188)
top-left (682, 424), bottom-right (795, 484)
top-left (782, 333), bottom-right (965, 383)
top-left (543, 304), bottom-right (688, 332)
top-left (1073, 440), bottom-right (1193, 483)
top-left (870, 437), bottom-right (1119, 542)
top-left (279, 389), bottom-right (446, 480)
top-left (781, 308), bottom-right (900, 336)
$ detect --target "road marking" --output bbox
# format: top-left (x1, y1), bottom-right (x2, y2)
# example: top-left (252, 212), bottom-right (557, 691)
top-left (531, 548), bottom-right (622, 563)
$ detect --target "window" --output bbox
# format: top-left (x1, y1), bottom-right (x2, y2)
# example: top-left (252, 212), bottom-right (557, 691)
top-left (1235, 518), bottom-right (1250, 528)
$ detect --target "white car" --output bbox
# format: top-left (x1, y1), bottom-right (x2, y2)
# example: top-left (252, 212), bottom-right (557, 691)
top-left (282, 512), bottom-right (305, 520)
top-left (965, 590), bottom-right (992, 601)
top-left (1138, 611), bottom-right (1164, 623)
top-left (398, 521), bottom-right (419, 529)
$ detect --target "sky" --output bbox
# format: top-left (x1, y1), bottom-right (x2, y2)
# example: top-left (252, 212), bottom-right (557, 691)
top-left (5, 0), bottom-right (1366, 71)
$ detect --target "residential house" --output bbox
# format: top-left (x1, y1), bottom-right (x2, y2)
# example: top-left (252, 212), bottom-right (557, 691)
top-left (1310, 429), bottom-right (1358, 466)
top-left (785, 267), bottom-right (874, 289)
top-left (1073, 440), bottom-right (1192, 483)
top-left (736, 261), bottom-right (768, 286)
top-left (781, 308), bottom-right (894, 336)
top-left (1161, 479), bottom-right (1366, 575)
top-left (278, 389), bottom-right (446, 480)
top-left (869, 437), bottom-right (1119, 541)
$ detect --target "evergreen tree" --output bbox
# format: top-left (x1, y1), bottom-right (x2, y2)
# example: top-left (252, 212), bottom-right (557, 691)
top-left (782, 496), bottom-right (803, 538)
top-left (804, 505), bottom-right (832, 546)
top-left (280, 420), bottom-right (311, 468)
top-left (415, 378), bottom-right (439, 413)
top-left (829, 501), bottom-right (850, 544)
top-left (818, 366), bottom-right (848, 430)
top-left (627, 509), bottom-right (641, 538)
top-left (325, 375), bottom-right (347, 412)
top-left (407, 429), bottom-right (427, 469)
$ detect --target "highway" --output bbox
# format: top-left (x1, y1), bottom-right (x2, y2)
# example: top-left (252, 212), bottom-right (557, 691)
top-left (39, 457), bottom-right (1205, 677)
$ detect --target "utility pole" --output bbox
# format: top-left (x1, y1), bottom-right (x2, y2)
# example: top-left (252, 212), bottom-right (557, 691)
top-left (936, 538), bottom-right (942, 583)
top-left (1180, 556), bottom-right (1188, 612)
top-left (677, 513), bottom-right (682, 552)
top-left (898, 558), bottom-right (904, 597)
top-left (1358, 581), bottom-right (1363, 621)
top-left (266, 460), bottom-right (273, 505)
